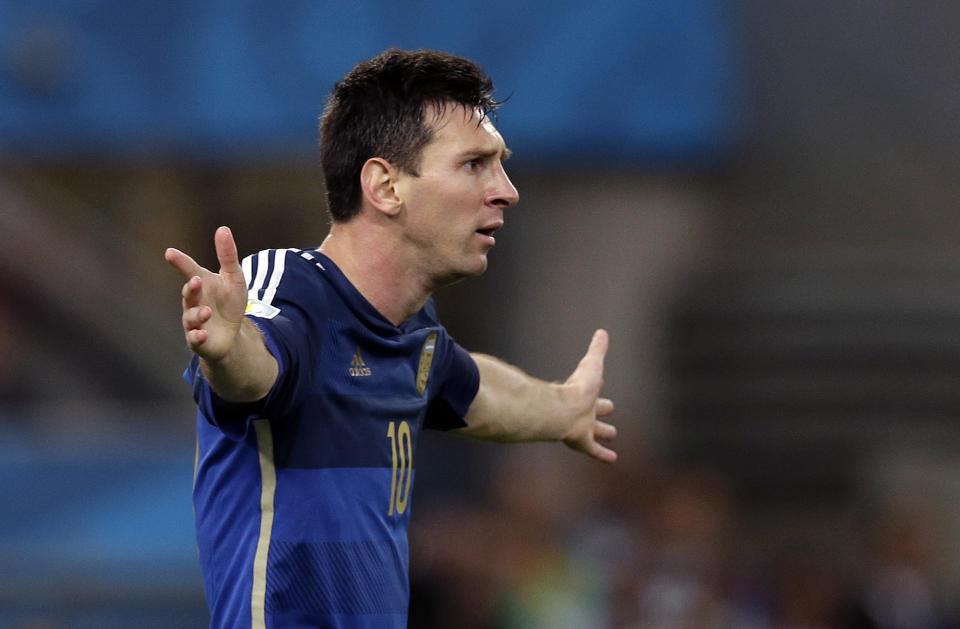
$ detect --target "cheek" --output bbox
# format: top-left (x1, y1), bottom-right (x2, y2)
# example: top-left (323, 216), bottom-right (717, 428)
top-left (406, 175), bottom-right (479, 236)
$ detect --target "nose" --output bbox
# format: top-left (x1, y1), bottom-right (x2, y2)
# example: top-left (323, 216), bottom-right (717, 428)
top-left (488, 163), bottom-right (520, 209)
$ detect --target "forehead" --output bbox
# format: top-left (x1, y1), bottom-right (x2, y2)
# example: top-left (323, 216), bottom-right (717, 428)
top-left (423, 103), bottom-right (506, 153)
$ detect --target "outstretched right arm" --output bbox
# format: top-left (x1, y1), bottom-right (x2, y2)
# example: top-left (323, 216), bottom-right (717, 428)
top-left (164, 226), bottom-right (278, 403)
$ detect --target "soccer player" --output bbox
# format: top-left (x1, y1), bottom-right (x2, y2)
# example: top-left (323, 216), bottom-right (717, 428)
top-left (165, 48), bottom-right (617, 629)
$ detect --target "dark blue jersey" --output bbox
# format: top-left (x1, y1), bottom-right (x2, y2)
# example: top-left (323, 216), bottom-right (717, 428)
top-left (187, 249), bottom-right (479, 629)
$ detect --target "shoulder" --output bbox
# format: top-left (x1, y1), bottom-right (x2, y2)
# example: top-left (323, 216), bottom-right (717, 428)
top-left (240, 247), bottom-right (320, 288)
top-left (241, 248), bottom-right (329, 312)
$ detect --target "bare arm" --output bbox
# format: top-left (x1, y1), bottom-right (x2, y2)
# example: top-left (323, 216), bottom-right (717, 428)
top-left (456, 330), bottom-right (617, 463)
top-left (164, 226), bottom-right (278, 402)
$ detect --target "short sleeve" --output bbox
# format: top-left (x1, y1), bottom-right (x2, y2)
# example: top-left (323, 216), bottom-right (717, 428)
top-left (184, 249), bottom-right (324, 438)
top-left (423, 336), bottom-right (479, 431)
top-left (185, 355), bottom-right (270, 440)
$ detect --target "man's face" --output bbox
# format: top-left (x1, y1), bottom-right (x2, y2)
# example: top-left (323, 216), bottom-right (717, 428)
top-left (394, 104), bottom-right (519, 286)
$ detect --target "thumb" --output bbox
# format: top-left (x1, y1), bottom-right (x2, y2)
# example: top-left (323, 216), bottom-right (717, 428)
top-left (578, 329), bottom-right (609, 372)
top-left (567, 329), bottom-right (609, 388)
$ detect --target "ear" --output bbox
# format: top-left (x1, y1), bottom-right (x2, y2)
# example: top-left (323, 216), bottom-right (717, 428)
top-left (360, 157), bottom-right (402, 217)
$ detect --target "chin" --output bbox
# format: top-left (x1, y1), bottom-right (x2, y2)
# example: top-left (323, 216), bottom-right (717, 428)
top-left (454, 250), bottom-right (490, 276)
top-left (435, 257), bottom-right (489, 288)
top-left (467, 254), bottom-right (489, 277)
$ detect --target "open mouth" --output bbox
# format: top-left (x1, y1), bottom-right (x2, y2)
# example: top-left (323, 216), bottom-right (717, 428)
top-left (476, 228), bottom-right (498, 237)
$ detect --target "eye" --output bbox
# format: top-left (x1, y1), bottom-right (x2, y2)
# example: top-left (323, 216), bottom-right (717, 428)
top-left (465, 158), bottom-right (482, 171)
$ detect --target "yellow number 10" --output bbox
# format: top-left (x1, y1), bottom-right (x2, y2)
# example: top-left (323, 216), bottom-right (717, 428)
top-left (386, 421), bottom-right (413, 515)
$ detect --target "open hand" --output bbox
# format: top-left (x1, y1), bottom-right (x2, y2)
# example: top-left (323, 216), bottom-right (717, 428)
top-left (164, 226), bottom-right (248, 363)
top-left (560, 329), bottom-right (618, 463)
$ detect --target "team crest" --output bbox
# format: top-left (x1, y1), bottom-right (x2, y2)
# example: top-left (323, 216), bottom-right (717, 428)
top-left (416, 332), bottom-right (438, 396)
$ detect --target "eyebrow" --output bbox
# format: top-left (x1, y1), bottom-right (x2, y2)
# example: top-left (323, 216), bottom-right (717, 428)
top-left (459, 146), bottom-right (513, 161)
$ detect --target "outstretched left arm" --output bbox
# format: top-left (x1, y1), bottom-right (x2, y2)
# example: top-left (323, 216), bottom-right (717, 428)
top-left (456, 329), bottom-right (618, 463)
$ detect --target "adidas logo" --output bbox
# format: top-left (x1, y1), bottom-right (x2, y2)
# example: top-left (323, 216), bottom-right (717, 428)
top-left (349, 348), bottom-right (372, 377)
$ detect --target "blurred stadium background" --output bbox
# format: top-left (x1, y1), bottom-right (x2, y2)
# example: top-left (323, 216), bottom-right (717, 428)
top-left (3, 1), bottom-right (960, 627)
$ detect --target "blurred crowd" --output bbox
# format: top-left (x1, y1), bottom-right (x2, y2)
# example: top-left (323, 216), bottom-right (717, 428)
top-left (409, 446), bottom-right (959, 629)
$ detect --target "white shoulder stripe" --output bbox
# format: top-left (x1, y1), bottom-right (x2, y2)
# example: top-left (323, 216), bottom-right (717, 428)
top-left (261, 249), bottom-right (290, 306)
top-left (299, 250), bottom-right (325, 270)
top-left (249, 250), bottom-right (271, 299)
top-left (241, 255), bottom-right (253, 289)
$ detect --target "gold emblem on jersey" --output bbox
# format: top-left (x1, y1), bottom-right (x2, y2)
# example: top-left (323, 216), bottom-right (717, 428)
top-left (416, 332), bottom-right (438, 396)
top-left (349, 348), bottom-right (372, 377)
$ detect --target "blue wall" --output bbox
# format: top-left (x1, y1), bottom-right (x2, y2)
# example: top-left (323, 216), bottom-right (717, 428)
top-left (0, 429), bottom-right (200, 585)
top-left (0, 0), bottom-right (739, 164)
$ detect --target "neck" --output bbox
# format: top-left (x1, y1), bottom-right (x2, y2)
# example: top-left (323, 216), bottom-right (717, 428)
top-left (318, 220), bottom-right (433, 327)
